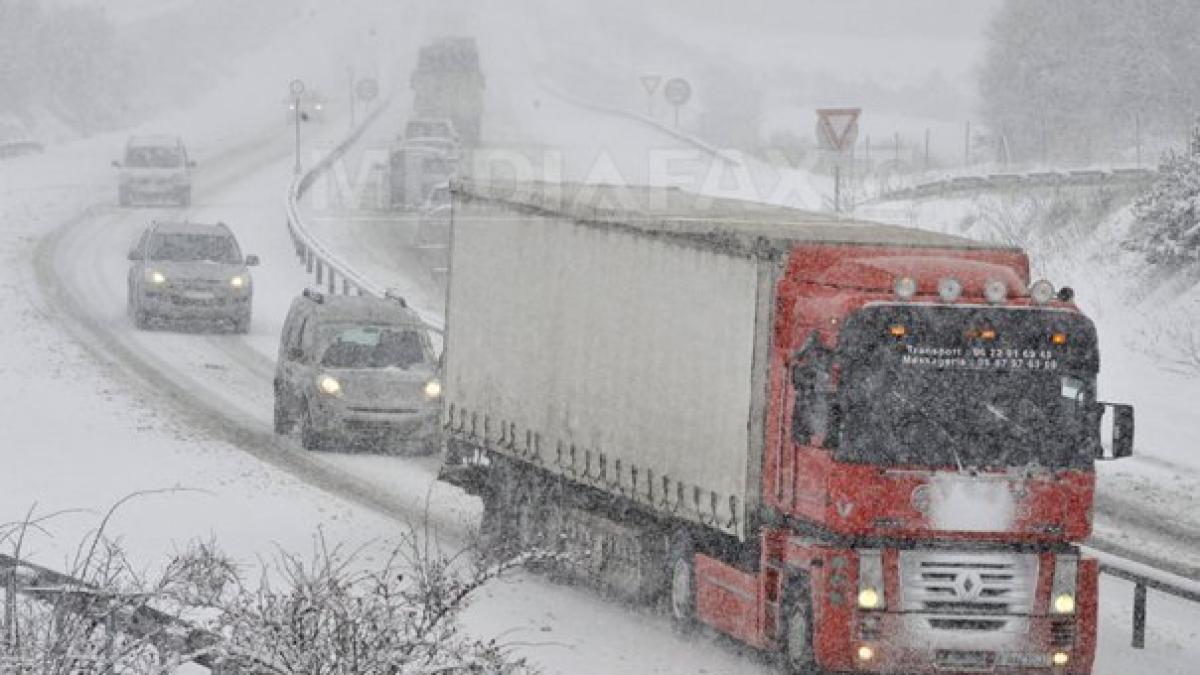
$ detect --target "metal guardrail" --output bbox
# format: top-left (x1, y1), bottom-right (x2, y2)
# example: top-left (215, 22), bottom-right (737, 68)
top-left (880, 167), bottom-right (1158, 202)
top-left (1087, 547), bottom-right (1200, 650)
top-left (1, 553), bottom-right (227, 669)
top-left (283, 98), bottom-right (445, 336)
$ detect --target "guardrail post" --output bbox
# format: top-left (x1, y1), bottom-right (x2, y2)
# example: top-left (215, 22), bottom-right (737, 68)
top-left (315, 259), bottom-right (324, 285)
top-left (305, 249), bottom-right (313, 274)
top-left (1132, 582), bottom-right (1147, 649)
top-left (327, 269), bottom-right (335, 294)
top-left (342, 278), bottom-right (350, 295)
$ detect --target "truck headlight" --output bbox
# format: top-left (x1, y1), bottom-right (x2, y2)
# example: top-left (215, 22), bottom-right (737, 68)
top-left (146, 270), bottom-right (166, 284)
top-left (1053, 593), bottom-right (1076, 614)
top-left (857, 549), bottom-right (885, 610)
top-left (1050, 554), bottom-right (1078, 614)
top-left (318, 375), bottom-right (342, 397)
top-left (423, 379), bottom-right (442, 399)
top-left (229, 275), bottom-right (246, 289)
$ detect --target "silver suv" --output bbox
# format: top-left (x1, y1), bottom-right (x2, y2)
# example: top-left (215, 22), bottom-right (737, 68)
top-left (113, 135), bottom-right (195, 206)
top-left (126, 221), bottom-right (258, 332)
top-left (274, 290), bottom-right (442, 453)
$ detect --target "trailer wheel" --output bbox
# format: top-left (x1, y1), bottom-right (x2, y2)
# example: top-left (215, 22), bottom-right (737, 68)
top-left (780, 576), bottom-right (820, 674)
top-left (667, 532), bottom-right (697, 633)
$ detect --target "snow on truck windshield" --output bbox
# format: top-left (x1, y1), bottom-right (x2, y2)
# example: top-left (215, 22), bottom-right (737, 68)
top-left (832, 305), bottom-right (1101, 470)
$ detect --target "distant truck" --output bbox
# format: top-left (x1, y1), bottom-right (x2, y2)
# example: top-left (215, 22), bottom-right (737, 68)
top-left (410, 38), bottom-right (484, 145)
top-left (387, 142), bottom-right (456, 210)
top-left (439, 181), bottom-right (1134, 674)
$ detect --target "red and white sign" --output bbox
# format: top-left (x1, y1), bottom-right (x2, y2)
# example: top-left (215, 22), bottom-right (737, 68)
top-left (815, 107), bottom-right (861, 152)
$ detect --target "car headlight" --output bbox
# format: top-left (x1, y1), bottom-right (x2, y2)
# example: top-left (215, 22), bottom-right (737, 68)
top-left (146, 270), bottom-right (166, 284)
top-left (229, 275), bottom-right (246, 289)
top-left (318, 375), bottom-right (342, 397)
top-left (423, 379), bottom-right (442, 399)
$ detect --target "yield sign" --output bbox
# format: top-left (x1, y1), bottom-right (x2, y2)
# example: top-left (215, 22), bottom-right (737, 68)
top-left (815, 107), bottom-right (861, 152)
top-left (639, 74), bottom-right (662, 95)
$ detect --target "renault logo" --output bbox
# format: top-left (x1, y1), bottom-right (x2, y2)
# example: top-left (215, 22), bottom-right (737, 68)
top-left (954, 571), bottom-right (984, 600)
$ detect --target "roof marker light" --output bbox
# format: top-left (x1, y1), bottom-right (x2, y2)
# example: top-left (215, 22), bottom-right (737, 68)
top-left (888, 324), bottom-right (907, 338)
top-left (937, 277), bottom-right (962, 303)
top-left (1030, 279), bottom-right (1056, 305)
top-left (1051, 332), bottom-right (1068, 345)
top-left (979, 328), bottom-right (997, 340)
top-left (984, 279), bottom-right (1007, 304)
top-left (893, 276), bottom-right (917, 300)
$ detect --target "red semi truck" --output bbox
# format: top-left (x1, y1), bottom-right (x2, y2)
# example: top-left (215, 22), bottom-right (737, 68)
top-left (439, 181), bottom-right (1134, 673)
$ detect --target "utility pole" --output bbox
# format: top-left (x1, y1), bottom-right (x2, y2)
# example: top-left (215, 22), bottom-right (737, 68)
top-left (290, 79), bottom-right (305, 175)
top-left (924, 128), bottom-right (931, 171)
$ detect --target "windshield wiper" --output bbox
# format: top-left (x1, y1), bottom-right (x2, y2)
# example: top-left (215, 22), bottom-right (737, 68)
top-left (888, 390), bottom-right (969, 473)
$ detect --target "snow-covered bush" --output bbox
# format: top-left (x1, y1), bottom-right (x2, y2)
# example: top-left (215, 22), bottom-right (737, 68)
top-left (1128, 128), bottom-right (1200, 265)
top-left (2, 501), bottom-right (538, 674)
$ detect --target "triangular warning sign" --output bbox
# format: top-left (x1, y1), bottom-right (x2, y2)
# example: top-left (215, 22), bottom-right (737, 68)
top-left (639, 75), bottom-right (662, 95)
top-left (816, 107), bottom-right (861, 152)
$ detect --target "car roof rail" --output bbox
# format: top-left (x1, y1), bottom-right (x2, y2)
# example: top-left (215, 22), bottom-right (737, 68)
top-left (302, 288), bottom-right (325, 304)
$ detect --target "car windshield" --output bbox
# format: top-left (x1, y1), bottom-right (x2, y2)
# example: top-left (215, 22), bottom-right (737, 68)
top-left (148, 234), bottom-right (241, 263)
top-left (319, 324), bottom-right (428, 369)
top-left (126, 145), bottom-right (182, 168)
top-left (835, 305), bottom-right (1101, 470)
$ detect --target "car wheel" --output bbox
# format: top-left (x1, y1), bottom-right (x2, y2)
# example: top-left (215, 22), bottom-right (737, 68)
top-left (667, 532), bottom-right (698, 634)
top-left (300, 401), bottom-right (326, 451)
top-left (232, 314), bottom-right (251, 334)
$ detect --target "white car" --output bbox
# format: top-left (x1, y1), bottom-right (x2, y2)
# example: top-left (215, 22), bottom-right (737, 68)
top-left (113, 135), bottom-right (195, 207)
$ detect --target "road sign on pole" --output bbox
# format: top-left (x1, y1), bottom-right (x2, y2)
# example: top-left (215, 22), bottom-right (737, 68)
top-left (639, 74), bottom-right (662, 116)
top-left (663, 77), bottom-right (692, 128)
top-left (815, 107), bottom-right (861, 212)
top-left (815, 107), bottom-right (861, 152)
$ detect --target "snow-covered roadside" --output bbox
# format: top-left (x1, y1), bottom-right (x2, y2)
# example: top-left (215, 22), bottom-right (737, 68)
top-left (0, 0), bottom-right (410, 585)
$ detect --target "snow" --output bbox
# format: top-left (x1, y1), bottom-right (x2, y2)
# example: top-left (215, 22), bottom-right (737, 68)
top-left (1, 2), bottom-right (1198, 673)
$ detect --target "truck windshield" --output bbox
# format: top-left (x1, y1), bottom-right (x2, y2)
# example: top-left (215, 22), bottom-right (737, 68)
top-left (319, 325), bottom-right (428, 369)
top-left (835, 305), bottom-right (1101, 470)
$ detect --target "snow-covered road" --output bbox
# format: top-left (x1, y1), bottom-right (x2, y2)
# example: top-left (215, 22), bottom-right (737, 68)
top-left (2, 2), bottom-right (1196, 673)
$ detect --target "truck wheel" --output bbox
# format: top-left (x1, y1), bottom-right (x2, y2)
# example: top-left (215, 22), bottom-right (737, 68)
top-left (232, 314), bottom-right (251, 334)
top-left (667, 533), bottom-right (698, 633)
top-left (780, 577), bottom-right (820, 675)
top-left (300, 402), bottom-right (326, 451)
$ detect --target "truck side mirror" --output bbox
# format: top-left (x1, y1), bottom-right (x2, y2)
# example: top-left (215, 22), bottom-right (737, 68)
top-left (127, 248), bottom-right (141, 261)
top-left (111, 160), bottom-right (121, 168)
top-left (245, 254), bottom-right (260, 266)
top-left (287, 346), bottom-right (304, 361)
top-left (1097, 402), bottom-right (1134, 460)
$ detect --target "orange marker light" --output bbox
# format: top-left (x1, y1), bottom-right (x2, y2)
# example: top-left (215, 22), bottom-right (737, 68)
top-left (1051, 332), bottom-right (1068, 345)
top-left (889, 324), bottom-right (907, 337)
top-left (979, 328), bottom-right (997, 340)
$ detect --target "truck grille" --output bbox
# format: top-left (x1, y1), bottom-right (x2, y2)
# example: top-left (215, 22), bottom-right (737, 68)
top-left (900, 551), bottom-right (1038, 632)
